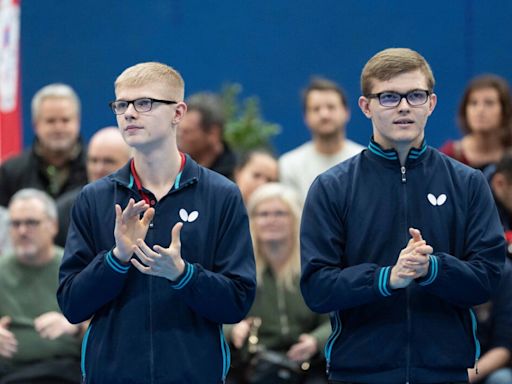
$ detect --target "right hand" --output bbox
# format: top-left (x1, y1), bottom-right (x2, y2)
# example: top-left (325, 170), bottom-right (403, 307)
top-left (390, 228), bottom-right (433, 289)
top-left (231, 319), bottom-right (252, 349)
top-left (113, 199), bottom-right (155, 263)
top-left (0, 316), bottom-right (18, 358)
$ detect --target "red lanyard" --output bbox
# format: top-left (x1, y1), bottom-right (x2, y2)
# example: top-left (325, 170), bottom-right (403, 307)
top-left (130, 152), bottom-right (186, 205)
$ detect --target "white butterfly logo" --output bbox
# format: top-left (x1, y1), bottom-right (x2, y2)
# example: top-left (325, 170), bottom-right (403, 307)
top-left (427, 193), bottom-right (447, 206)
top-left (179, 209), bottom-right (199, 223)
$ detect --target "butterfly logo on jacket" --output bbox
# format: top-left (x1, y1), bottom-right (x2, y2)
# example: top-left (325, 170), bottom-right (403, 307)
top-left (179, 208), bottom-right (199, 223)
top-left (427, 193), bottom-right (447, 206)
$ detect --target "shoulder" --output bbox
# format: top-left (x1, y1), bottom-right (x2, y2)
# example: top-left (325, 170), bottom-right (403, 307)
top-left (343, 139), bottom-right (365, 153)
top-left (0, 149), bottom-right (33, 172)
top-left (279, 142), bottom-right (314, 165)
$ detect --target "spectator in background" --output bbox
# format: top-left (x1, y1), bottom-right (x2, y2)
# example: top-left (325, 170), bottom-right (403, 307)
top-left (55, 127), bottom-right (131, 247)
top-left (0, 84), bottom-right (87, 207)
top-left (0, 189), bottom-right (83, 384)
top-left (0, 208), bottom-right (12, 257)
top-left (234, 149), bottom-right (278, 204)
top-left (177, 92), bottom-right (237, 179)
top-left (279, 77), bottom-right (364, 201)
top-left (228, 183), bottom-right (329, 384)
top-left (490, 150), bottom-right (512, 246)
top-left (439, 74), bottom-right (512, 170)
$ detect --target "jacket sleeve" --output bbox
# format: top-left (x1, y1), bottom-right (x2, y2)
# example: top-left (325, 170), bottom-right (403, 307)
top-left (57, 189), bottom-right (129, 323)
top-left (415, 171), bottom-right (506, 307)
top-left (300, 175), bottom-right (394, 314)
top-left (165, 188), bottom-right (256, 324)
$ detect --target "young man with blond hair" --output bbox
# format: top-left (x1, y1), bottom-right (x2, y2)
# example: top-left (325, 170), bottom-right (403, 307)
top-left (57, 62), bottom-right (256, 384)
top-left (300, 48), bottom-right (505, 383)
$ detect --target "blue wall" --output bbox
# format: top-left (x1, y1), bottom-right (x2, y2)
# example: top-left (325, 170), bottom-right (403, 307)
top-left (20, 0), bottom-right (512, 154)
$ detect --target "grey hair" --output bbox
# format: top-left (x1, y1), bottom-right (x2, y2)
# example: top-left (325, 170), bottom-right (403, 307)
top-left (9, 188), bottom-right (58, 221)
top-left (31, 83), bottom-right (81, 122)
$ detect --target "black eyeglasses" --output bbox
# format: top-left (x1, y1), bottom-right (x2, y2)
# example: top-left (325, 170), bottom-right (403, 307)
top-left (366, 89), bottom-right (431, 108)
top-left (109, 98), bottom-right (177, 115)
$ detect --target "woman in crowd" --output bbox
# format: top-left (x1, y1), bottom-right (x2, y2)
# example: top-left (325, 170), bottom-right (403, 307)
top-left (234, 150), bottom-right (279, 203)
top-left (227, 183), bottom-right (329, 384)
top-left (439, 74), bottom-right (512, 170)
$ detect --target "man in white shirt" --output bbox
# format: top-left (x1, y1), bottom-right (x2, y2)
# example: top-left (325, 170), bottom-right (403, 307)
top-left (279, 77), bottom-right (364, 201)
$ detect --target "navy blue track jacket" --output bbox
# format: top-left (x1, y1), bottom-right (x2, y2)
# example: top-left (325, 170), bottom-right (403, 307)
top-left (300, 140), bottom-right (506, 384)
top-left (57, 156), bottom-right (256, 384)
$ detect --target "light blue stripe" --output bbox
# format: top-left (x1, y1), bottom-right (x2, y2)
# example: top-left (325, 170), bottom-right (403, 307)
top-left (128, 174), bottom-right (134, 189)
top-left (420, 255), bottom-right (438, 286)
top-left (470, 308), bottom-right (481, 362)
top-left (378, 268), bottom-right (386, 296)
top-left (106, 252), bottom-right (129, 274)
top-left (174, 171), bottom-right (183, 190)
top-left (172, 263), bottom-right (194, 289)
top-left (382, 267), bottom-right (391, 296)
top-left (368, 142), bottom-right (398, 159)
top-left (81, 324), bottom-right (92, 380)
top-left (325, 312), bottom-right (342, 365)
top-left (219, 325), bottom-right (230, 380)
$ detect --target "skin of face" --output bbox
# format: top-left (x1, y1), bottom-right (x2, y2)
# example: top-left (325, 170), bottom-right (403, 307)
top-left (253, 198), bottom-right (293, 245)
top-left (177, 110), bottom-right (214, 158)
top-left (304, 90), bottom-right (350, 139)
top-left (235, 154), bottom-right (278, 202)
top-left (34, 98), bottom-right (80, 153)
top-left (9, 198), bottom-right (57, 266)
top-left (358, 70), bottom-right (437, 150)
top-left (466, 87), bottom-right (502, 133)
top-left (87, 129), bottom-right (131, 181)
top-left (115, 83), bottom-right (181, 152)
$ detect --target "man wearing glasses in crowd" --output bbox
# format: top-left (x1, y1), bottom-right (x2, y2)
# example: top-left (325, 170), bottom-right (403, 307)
top-left (57, 62), bottom-right (256, 383)
top-left (300, 48), bottom-right (505, 384)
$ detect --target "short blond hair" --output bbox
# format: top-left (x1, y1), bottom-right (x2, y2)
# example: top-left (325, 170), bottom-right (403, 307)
top-left (115, 62), bottom-right (185, 100)
top-left (31, 83), bottom-right (80, 123)
top-left (361, 48), bottom-right (435, 96)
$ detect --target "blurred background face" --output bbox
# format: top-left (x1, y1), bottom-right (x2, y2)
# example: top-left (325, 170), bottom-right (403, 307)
top-left (177, 110), bottom-right (212, 157)
top-left (235, 154), bottom-right (278, 202)
top-left (9, 198), bottom-right (57, 265)
top-left (34, 97), bottom-right (80, 152)
top-left (304, 90), bottom-right (350, 139)
top-left (87, 130), bottom-right (131, 181)
top-left (466, 87), bottom-right (502, 133)
top-left (252, 197), bottom-right (293, 245)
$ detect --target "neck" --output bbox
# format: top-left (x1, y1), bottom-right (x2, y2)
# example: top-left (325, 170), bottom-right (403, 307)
top-left (38, 144), bottom-right (76, 168)
top-left (19, 246), bottom-right (55, 267)
top-left (194, 141), bottom-right (224, 168)
top-left (260, 239), bottom-right (292, 275)
top-left (313, 131), bottom-right (345, 155)
top-left (133, 145), bottom-right (182, 191)
top-left (465, 131), bottom-right (504, 151)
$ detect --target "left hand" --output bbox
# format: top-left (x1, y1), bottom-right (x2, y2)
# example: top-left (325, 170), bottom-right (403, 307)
top-left (287, 334), bottom-right (318, 362)
top-left (34, 312), bottom-right (80, 340)
top-left (131, 222), bottom-right (186, 281)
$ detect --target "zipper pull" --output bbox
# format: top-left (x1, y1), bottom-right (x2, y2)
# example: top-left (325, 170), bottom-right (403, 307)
top-left (401, 166), bottom-right (407, 183)
top-left (326, 361), bottom-right (330, 375)
top-left (475, 357), bottom-right (479, 374)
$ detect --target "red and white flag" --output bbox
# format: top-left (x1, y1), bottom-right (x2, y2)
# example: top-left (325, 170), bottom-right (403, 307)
top-left (0, 0), bottom-right (21, 162)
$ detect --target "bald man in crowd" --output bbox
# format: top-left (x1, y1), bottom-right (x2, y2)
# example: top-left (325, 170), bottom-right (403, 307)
top-left (55, 127), bottom-right (131, 246)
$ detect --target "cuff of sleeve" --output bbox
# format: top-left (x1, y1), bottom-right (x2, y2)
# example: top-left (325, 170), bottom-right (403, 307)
top-left (375, 266), bottom-right (394, 297)
top-left (417, 255), bottom-right (439, 286)
top-left (105, 250), bottom-right (131, 274)
top-left (169, 262), bottom-right (195, 290)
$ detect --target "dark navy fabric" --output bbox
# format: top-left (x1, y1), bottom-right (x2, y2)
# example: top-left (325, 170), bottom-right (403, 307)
top-left (301, 140), bottom-right (506, 384)
top-left (57, 155), bottom-right (256, 384)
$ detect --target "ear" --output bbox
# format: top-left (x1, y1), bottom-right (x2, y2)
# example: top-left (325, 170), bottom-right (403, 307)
top-left (492, 173), bottom-right (506, 194)
top-left (427, 93), bottom-right (437, 116)
top-left (358, 96), bottom-right (372, 119)
top-left (172, 102), bottom-right (188, 125)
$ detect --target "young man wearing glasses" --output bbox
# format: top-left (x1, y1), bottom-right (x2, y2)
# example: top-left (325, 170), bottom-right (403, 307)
top-left (57, 62), bottom-right (256, 384)
top-left (300, 48), bottom-right (505, 384)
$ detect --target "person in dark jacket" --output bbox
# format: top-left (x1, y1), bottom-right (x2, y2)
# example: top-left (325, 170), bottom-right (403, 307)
top-left (0, 84), bottom-right (87, 206)
top-left (300, 48), bottom-right (506, 384)
top-left (57, 62), bottom-right (256, 384)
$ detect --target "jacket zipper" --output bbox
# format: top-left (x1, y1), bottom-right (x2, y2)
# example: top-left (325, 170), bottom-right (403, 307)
top-left (219, 325), bottom-right (231, 383)
top-left (401, 164), bottom-right (411, 383)
top-left (469, 308), bottom-right (481, 374)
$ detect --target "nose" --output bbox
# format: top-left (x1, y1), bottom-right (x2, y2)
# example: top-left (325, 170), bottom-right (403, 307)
top-left (123, 102), bottom-right (139, 119)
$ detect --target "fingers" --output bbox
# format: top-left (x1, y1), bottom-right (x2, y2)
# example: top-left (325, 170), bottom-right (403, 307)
top-left (131, 258), bottom-right (152, 274)
top-left (133, 239), bottom-right (160, 266)
top-left (171, 222), bottom-right (183, 249)
top-left (409, 227), bottom-right (423, 242)
top-left (141, 207), bottom-right (155, 226)
top-left (0, 316), bottom-right (11, 328)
